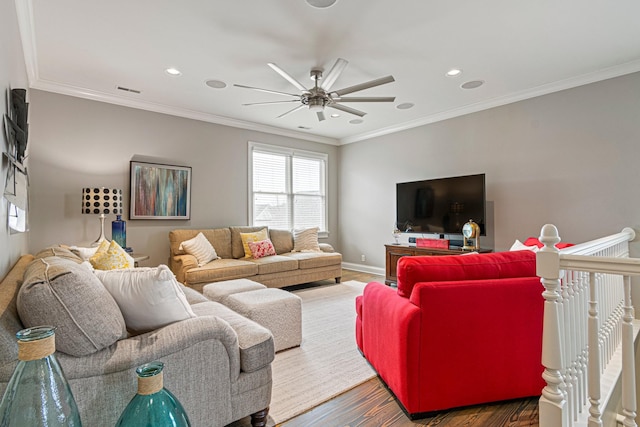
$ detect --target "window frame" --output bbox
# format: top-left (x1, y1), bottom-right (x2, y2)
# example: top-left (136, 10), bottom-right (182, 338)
top-left (248, 141), bottom-right (328, 237)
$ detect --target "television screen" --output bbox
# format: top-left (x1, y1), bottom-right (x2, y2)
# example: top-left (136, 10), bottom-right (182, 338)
top-left (396, 173), bottom-right (486, 235)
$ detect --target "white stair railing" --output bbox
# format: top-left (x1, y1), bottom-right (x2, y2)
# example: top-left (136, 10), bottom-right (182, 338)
top-left (537, 224), bottom-right (639, 427)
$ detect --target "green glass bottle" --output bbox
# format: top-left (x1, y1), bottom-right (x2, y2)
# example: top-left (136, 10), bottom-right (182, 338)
top-left (116, 361), bottom-right (191, 427)
top-left (0, 326), bottom-right (82, 426)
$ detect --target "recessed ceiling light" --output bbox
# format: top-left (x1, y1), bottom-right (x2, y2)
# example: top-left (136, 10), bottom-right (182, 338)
top-left (330, 113), bottom-right (340, 118)
top-left (205, 79), bottom-right (227, 89)
top-left (298, 126), bottom-right (312, 130)
top-left (306, 0), bottom-right (338, 8)
top-left (396, 102), bottom-right (414, 110)
top-left (165, 68), bottom-right (182, 76)
top-left (461, 80), bottom-right (484, 89)
top-left (446, 68), bottom-right (462, 77)
top-left (349, 119), bottom-right (364, 124)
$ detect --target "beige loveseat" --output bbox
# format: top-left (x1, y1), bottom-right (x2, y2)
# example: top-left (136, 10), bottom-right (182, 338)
top-left (169, 227), bottom-right (342, 292)
top-left (0, 248), bottom-right (274, 427)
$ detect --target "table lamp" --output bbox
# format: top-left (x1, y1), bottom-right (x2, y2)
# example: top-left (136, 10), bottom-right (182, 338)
top-left (81, 187), bottom-right (123, 246)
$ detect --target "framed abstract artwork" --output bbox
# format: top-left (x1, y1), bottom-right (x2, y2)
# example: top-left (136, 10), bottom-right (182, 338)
top-left (129, 161), bottom-right (191, 220)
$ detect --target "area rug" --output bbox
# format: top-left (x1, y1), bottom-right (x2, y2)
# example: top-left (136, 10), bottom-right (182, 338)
top-left (268, 280), bottom-right (376, 425)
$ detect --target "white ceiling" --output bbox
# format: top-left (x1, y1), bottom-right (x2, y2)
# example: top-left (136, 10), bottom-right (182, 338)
top-left (16, 0), bottom-right (640, 145)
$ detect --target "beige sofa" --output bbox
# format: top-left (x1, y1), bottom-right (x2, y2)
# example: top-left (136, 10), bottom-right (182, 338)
top-left (0, 248), bottom-right (274, 427)
top-left (169, 227), bottom-right (342, 292)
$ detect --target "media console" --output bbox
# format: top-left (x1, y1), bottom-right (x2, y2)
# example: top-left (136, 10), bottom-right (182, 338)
top-left (384, 244), bottom-right (492, 285)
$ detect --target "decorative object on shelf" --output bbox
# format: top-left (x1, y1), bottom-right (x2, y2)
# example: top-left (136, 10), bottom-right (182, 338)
top-left (81, 187), bottom-right (123, 245)
top-left (0, 326), bottom-right (82, 426)
top-left (130, 161), bottom-right (191, 220)
top-left (462, 219), bottom-right (481, 250)
top-left (112, 214), bottom-right (127, 249)
top-left (393, 223), bottom-right (402, 244)
top-left (116, 361), bottom-right (191, 427)
top-left (3, 88), bottom-right (30, 233)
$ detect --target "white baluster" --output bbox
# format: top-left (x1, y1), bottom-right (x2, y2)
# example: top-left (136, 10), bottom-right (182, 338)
top-left (587, 271), bottom-right (602, 427)
top-left (621, 276), bottom-right (637, 427)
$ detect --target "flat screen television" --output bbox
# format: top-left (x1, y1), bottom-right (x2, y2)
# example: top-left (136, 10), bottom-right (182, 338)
top-left (396, 173), bottom-right (486, 235)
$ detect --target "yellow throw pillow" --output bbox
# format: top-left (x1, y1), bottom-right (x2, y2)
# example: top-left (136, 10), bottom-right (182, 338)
top-left (240, 228), bottom-right (268, 258)
top-left (90, 240), bottom-right (134, 270)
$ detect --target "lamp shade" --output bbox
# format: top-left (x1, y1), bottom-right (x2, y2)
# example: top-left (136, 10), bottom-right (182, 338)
top-left (82, 188), bottom-right (123, 215)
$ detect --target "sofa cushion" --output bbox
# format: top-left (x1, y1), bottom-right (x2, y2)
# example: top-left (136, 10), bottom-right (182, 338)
top-left (184, 258), bottom-right (259, 285)
top-left (240, 229), bottom-right (269, 259)
top-left (293, 227), bottom-right (321, 252)
top-left (17, 257), bottom-right (127, 356)
top-left (169, 228), bottom-right (233, 259)
top-left (269, 229), bottom-right (294, 254)
top-left (190, 301), bottom-right (274, 372)
top-left (248, 255), bottom-right (298, 275)
top-left (284, 251), bottom-right (342, 270)
top-left (34, 246), bottom-right (83, 263)
top-left (94, 265), bottom-right (197, 333)
top-left (230, 226), bottom-right (268, 259)
top-left (179, 232), bottom-right (219, 266)
top-left (396, 250), bottom-right (536, 298)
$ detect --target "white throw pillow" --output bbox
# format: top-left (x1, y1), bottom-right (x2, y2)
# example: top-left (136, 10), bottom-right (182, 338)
top-left (510, 239), bottom-right (539, 252)
top-left (94, 265), bottom-right (196, 333)
top-left (69, 245), bottom-right (99, 260)
top-left (293, 227), bottom-right (321, 252)
top-left (179, 232), bottom-right (219, 266)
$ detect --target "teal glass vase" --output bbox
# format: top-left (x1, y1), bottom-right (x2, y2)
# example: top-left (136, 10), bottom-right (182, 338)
top-left (116, 361), bottom-right (191, 427)
top-left (0, 326), bottom-right (82, 426)
top-left (112, 214), bottom-right (127, 249)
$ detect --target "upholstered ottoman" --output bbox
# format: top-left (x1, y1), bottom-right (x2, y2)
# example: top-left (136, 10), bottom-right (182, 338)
top-left (202, 278), bottom-right (266, 304)
top-left (225, 288), bottom-right (302, 352)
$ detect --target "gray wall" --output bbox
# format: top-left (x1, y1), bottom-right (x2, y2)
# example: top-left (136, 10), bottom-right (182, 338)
top-left (27, 90), bottom-right (339, 267)
top-left (339, 72), bottom-right (640, 275)
top-left (0, 0), bottom-right (29, 278)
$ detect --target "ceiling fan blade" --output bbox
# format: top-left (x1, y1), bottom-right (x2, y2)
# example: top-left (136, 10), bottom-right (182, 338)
top-left (320, 58), bottom-right (348, 91)
top-left (234, 84), bottom-right (301, 98)
top-left (276, 104), bottom-right (306, 119)
top-left (328, 103), bottom-right (367, 117)
top-left (317, 111), bottom-right (326, 122)
top-left (268, 63), bottom-right (308, 92)
top-left (332, 75), bottom-right (395, 97)
top-left (242, 100), bottom-right (300, 106)
top-left (334, 96), bottom-right (396, 102)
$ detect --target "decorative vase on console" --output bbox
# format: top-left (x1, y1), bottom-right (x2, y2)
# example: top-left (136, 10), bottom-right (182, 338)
top-left (112, 214), bottom-right (127, 250)
top-left (0, 326), bottom-right (82, 426)
top-left (116, 361), bottom-right (191, 427)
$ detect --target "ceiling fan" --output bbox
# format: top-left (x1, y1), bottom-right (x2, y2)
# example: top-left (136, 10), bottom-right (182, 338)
top-left (234, 58), bottom-right (395, 121)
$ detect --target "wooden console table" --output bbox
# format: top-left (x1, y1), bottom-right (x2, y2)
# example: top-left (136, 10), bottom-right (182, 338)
top-left (384, 244), bottom-right (492, 285)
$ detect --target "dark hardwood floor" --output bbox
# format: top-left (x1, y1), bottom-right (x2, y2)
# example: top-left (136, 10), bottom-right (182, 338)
top-left (230, 269), bottom-right (540, 427)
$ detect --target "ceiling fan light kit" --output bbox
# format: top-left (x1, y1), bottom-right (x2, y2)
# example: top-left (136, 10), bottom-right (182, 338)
top-left (305, 0), bottom-right (338, 8)
top-left (234, 58), bottom-right (395, 122)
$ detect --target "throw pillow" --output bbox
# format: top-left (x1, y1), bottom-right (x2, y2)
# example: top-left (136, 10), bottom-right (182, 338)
top-left (69, 245), bottom-right (100, 260)
top-left (509, 239), bottom-right (539, 252)
top-left (240, 228), bottom-right (269, 258)
top-left (179, 232), bottom-right (219, 266)
top-left (248, 239), bottom-right (277, 259)
top-left (523, 237), bottom-right (575, 249)
top-left (90, 240), bottom-right (135, 270)
top-left (293, 227), bottom-right (321, 252)
top-left (94, 265), bottom-right (196, 333)
top-left (17, 256), bottom-right (127, 357)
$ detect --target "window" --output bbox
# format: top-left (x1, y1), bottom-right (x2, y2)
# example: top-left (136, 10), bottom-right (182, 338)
top-left (249, 142), bottom-right (327, 234)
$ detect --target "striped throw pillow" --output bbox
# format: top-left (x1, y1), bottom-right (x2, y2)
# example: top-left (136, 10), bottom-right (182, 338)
top-left (293, 227), bottom-right (321, 252)
top-left (179, 232), bottom-right (219, 266)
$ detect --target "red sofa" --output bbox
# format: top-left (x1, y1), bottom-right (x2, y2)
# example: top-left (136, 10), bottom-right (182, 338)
top-left (355, 250), bottom-right (545, 418)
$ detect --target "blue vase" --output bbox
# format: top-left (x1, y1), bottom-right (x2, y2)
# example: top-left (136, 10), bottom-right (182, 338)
top-left (116, 362), bottom-right (190, 427)
top-left (0, 326), bottom-right (82, 426)
top-left (112, 214), bottom-right (127, 249)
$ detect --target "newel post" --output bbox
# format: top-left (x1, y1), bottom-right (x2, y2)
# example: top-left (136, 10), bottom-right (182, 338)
top-left (537, 224), bottom-right (569, 427)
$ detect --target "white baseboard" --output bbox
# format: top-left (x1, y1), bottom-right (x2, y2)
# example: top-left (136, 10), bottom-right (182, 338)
top-left (342, 262), bottom-right (385, 277)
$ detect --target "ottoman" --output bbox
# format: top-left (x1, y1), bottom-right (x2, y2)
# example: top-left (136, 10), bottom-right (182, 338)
top-left (202, 278), bottom-right (266, 304)
top-left (225, 288), bottom-right (302, 352)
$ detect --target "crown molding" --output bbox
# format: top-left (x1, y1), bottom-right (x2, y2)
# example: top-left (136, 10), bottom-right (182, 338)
top-left (340, 59), bottom-right (640, 145)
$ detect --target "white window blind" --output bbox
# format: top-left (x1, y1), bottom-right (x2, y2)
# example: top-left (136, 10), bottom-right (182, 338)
top-left (250, 142), bottom-right (327, 233)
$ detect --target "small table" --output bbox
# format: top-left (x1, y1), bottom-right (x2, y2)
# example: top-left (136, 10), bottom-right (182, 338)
top-left (130, 254), bottom-right (149, 267)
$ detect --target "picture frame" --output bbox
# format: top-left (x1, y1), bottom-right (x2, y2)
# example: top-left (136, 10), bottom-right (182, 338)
top-left (129, 161), bottom-right (191, 220)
